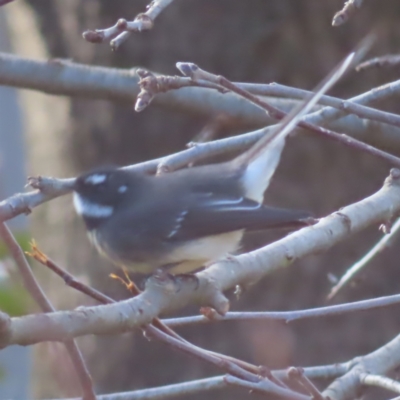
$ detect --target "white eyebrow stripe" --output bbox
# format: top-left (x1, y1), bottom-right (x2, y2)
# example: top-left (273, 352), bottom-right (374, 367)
top-left (73, 193), bottom-right (114, 218)
top-left (208, 197), bottom-right (244, 206)
top-left (85, 174), bottom-right (107, 185)
top-left (206, 197), bottom-right (261, 210)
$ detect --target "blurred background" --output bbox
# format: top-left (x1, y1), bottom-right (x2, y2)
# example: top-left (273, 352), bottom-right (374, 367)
top-left (1, 0), bottom-right (400, 398)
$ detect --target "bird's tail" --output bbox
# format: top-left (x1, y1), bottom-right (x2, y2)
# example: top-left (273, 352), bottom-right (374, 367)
top-left (234, 35), bottom-right (373, 202)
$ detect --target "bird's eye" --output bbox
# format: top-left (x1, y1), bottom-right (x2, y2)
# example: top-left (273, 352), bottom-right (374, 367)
top-left (118, 185), bottom-right (128, 194)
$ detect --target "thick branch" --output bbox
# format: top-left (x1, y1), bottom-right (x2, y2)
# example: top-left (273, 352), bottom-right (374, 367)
top-left (0, 169), bottom-right (399, 346)
top-left (1, 52), bottom-right (400, 148)
top-left (360, 374), bottom-right (400, 394)
top-left (323, 333), bottom-right (400, 400)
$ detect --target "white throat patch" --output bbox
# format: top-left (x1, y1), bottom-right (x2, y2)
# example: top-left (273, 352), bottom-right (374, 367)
top-left (73, 192), bottom-right (114, 218)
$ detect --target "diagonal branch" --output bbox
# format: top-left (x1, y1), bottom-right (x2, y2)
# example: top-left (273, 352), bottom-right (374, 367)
top-left (323, 333), bottom-right (400, 400)
top-left (0, 169), bottom-right (399, 346)
top-left (328, 217), bottom-right (400, 299)
top-left (332, 0), bottom-right (364, 26)
top-left (29, 247), bottom-right (305, 400)
top-left (360, 374), bottom-right (400, 394)
top-left (0, 223), bottom-right (96, 400)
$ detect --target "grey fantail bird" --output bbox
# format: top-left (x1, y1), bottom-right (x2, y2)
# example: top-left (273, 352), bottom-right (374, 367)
top-left (73, 51), bottom-right (357, 275)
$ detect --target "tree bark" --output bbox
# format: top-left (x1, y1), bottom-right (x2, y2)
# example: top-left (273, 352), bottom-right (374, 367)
top-left (6, 0), bottom-right (400, 398)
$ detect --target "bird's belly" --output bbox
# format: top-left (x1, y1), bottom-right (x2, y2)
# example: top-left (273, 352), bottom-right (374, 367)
top-left (164, 230), bottom-right (244, 273)
top-left (88, 229), bottom-right (244, 275)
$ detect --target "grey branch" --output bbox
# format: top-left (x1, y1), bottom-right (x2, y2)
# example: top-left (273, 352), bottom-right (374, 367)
top-left (224, 375), bottom-right (310, 400)
top-left (82, 0), bottom-right (176, 49)
top-left (357, 54), bottom-right (400, 71)
top-left (360, 374), bottom-right (400, 394)
top-left (328, 217), bottom-right (400, 299)
top-left (1, 52), bottom-right (400, 147)
top-left (0, 176), bottom-right (75, 222)
top-left (245, 81), bottom-right (400, 129)
top-left (49, 362), bottom-right (351, 400)
top-left (323, 332), bottom-right (400, 400)
top-left (3, 72), bottom-right (400, 224)
top-left (0, 169), bottom-right (399, 346)
top-left (58, 376), bottom-right (227, 400)
top-left (163, 292), bottom-right (400, 327)
top-left (332, 0), bottom-right (364, 26)
top-left (0, 223), bottom-right (96, 400)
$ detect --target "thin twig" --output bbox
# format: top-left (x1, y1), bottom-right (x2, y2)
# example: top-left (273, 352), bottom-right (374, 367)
top-left (244, 81), bottom-right (400, 129)
top-left (27, 244), bottom-right (270, 376)
top-left (328, 217), bottom-right (400, 299)
top-left (55, 376), bottom-right (227, 400)
top-left (332, 0), bottom-right (364, 26)
top-left (0, 223), bottom-right (96, 400)
top-left (41, 256), bottom-right (303, 400)
top-left (83, 0), bottom-right (176, 50)
top-left (287, 367), bottom-right (326, 400)
top-left (357, 55), bottom-right (400, 71)
top-left (152, 63), bottom-right (400, 172)
top-left (27, 241), bottom-right (115, 305)
top-left (163, 292), bottom-right (400, 327)
top-left (49, 365), bottom-right (350, 400)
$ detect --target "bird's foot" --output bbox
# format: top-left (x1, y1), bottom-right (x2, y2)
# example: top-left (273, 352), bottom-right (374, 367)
top-left (148, 268), bottom-right (200, 292)
top-left (174, 273), bottom-right (200, 290)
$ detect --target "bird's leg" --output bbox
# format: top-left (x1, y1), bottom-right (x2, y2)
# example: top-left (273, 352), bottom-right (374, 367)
top-left (110, 266), bottom-right (142, 296)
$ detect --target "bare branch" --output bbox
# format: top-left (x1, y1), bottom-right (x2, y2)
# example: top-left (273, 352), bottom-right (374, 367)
top-left (332, 0), bottom-right (364, 26)
top-left (4, 75), bottom-right (400, 224)
top-left (0, 52), bottom-right (290, 126)
top-left (83, 0), bottom-right (176, 50)
top-left (357, 54), bottom-right (400, 71)
top-left (1, 52), bottom-right (400, 144)
top-left (30, 245), bottom-right (264, 376)
top-left (154, 63), bottom-right (400, 172)
top-left (52, 366), bottom-right (347, 400)
top-left (244, 81), bottom-right (400, 129)
top-left (224, 375), bottom-right (310, 400)
top-left (163, 292), bottom-right (400, 327)
top-left (0, 176), bottom-right (74, 222)
top-left (53, 376), bottom-right (226, 400)
top-left (287, 367), bottom-right (326, 400)
top-left (360, 374), bottom-right (400, 394)
top-left (328, 217), bottom-right (400, 299)
top-left (324, 332), bottom-right (400, 399)
top-left (0, 169), bottom-right (399, 346)
top-left (0, 223), bottom-right (96, 400)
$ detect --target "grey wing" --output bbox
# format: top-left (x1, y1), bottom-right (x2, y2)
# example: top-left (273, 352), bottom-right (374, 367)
top-left (167, 194), bottom-right (313, 241)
